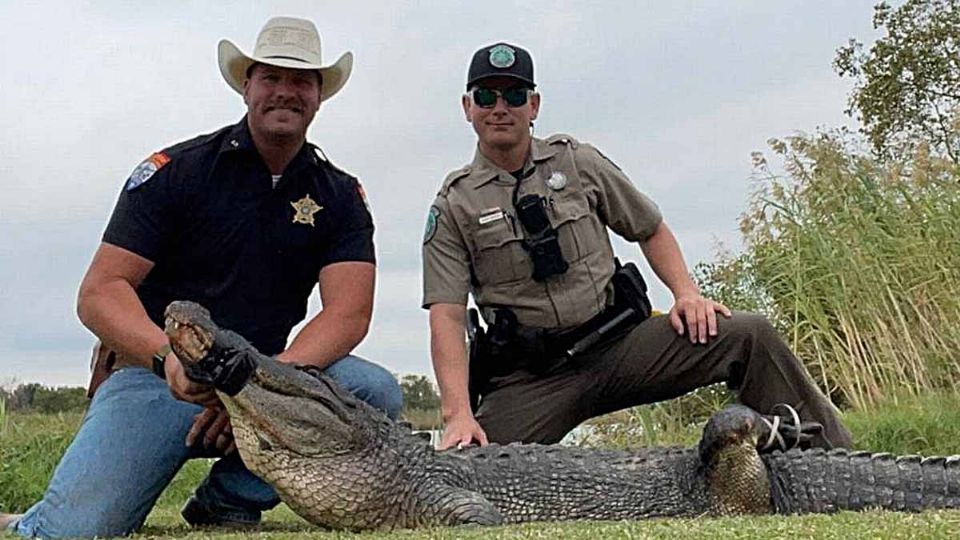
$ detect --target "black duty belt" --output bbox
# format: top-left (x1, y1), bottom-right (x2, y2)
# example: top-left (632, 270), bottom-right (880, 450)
top-left (545, 305), bottom-right (636, 358)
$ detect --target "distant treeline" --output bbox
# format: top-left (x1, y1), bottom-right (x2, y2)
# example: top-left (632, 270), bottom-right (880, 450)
top-left (0, 383), bottom-right (87, 414)
top-left (0, 374), bottom-right (442, 419)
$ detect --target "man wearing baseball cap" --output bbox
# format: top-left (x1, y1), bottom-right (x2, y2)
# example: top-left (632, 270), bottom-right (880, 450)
top-left (2, 17), bottom-right (401, 538)
top-left (422, 43), bottom-right (852, 451)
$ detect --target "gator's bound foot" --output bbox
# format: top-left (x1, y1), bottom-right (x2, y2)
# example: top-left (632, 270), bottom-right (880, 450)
top-left (758, 403), bottom-right (825, 453)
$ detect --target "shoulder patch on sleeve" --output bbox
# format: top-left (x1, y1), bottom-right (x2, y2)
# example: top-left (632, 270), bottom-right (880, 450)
top-left (545, 133), bottom-right (579, 149)
top-left (355, 181), bottom-right (372, 213)
top-left (439, 166), bottom-right (472, 195)
top-left (423, 205), bottom-right (441, 244)
top-left (125, 152), bottom-right (171, 191)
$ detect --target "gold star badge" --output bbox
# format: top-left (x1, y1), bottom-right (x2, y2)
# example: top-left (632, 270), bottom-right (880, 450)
top-left (291, 195), bottom-right (323, 227)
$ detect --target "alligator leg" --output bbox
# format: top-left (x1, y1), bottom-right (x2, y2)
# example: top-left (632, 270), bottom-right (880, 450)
top-left (697, 405), bottom-right (774, 515)
top-left (417, 484), bottom-right (504, 527)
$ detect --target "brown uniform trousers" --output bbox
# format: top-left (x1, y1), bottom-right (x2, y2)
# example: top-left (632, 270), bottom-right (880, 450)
top-left (475, 311), bottom-right (852, 449)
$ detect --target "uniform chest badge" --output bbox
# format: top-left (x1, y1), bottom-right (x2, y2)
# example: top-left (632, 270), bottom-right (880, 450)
top-left (546, 172), bottom-right (568, 191)
top-left (291, 195), bottom-right (323, 227)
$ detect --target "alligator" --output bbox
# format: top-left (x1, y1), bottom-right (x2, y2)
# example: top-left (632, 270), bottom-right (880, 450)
top-left (163, 300), bottom-right (960, 530)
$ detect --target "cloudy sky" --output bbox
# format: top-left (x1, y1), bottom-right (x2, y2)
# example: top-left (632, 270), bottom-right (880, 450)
top-left (0, 1), bottom-right (880, 388)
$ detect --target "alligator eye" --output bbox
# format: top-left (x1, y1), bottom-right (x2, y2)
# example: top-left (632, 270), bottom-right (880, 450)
top-left (257, 434), bottom-right (273, 451)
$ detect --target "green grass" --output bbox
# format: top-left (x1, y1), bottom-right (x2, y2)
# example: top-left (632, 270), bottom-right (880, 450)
top-left (126, 510), bottom-right (960, 539)
top-left (5, 394), bottom-right (960, 538)
top-left (0, 412), bottom-right (80, 512)
top-left (843, 391), bottom-right (960, 456)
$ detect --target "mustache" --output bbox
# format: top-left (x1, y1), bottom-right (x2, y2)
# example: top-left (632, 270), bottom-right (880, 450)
top-left (264, 99), bottom-right (305, 113)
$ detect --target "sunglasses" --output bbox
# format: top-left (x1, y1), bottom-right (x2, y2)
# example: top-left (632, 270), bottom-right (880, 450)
top-left (470, 87), bottom-right (532, 108)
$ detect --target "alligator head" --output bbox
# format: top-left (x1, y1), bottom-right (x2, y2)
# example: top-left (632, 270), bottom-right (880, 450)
top-left (164, 300), bottom-right (507, 529)
top-left (163, 300), bottom-right (371, 459)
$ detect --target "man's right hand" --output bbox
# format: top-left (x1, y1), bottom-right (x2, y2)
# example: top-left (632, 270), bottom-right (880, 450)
top-left (439, 413), bottom-right (489, 450)
top-left (164, 353), bottom-right (219, 406)
top-left (186, 405), bottom-right (236, 455)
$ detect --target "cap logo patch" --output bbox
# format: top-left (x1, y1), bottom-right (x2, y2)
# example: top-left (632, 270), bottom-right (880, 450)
top-left (488, 45), bottom-right (516, 69)
top-left (125, 152), bottom-right (171, 191)
top-left (291, 194), bottom-right (323, 227)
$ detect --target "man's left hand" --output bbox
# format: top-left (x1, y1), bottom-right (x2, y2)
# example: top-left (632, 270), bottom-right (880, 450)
top-left (669, 293), bottom-right (732, 344)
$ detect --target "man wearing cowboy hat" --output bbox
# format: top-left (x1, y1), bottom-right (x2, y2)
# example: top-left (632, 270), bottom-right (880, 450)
top-left (2, 17), bottom-right (401, 538)
top-left (421, 42), bottom-right (853, 451)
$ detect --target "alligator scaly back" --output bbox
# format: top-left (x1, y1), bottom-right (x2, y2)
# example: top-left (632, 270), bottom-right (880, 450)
top-left (163, 300), bottom-right (960, 531)
top-left (764, 448), bottom-right (960, 513)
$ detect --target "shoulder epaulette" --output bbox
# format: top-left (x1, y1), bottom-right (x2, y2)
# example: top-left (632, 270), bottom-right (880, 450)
top-left (309, 143), bottom-right (352, 177)
top-left (162, 125), bottom-right (232, 157)
top-left (124, 125), bottom-right (234, 192)
top-left (544, 133), bottom-right (579, 149)
top-left (438, 165), bottom-right (472, 196)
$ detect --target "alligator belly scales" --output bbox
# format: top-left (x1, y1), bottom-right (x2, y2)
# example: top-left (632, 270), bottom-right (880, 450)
top-left (163, 301), bottom-right (960, 531)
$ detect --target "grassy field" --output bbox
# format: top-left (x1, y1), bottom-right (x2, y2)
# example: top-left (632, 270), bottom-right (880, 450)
top-left (5, 394), bottom-right (960, 539)
top-left (105, 510), bottom-right (960, 539)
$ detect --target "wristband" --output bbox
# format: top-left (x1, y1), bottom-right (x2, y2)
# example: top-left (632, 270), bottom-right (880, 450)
top-left (152, 343), bottom-right (172, 379)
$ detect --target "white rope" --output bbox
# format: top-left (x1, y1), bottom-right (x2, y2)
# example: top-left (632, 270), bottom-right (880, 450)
top-left (771, 403), bottom-right (803, 450)
top-left (759, 415), bottom-right (785, 451)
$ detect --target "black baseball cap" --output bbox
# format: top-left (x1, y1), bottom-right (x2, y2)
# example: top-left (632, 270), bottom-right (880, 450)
top-left (466, 42), bottom-right (535, 90)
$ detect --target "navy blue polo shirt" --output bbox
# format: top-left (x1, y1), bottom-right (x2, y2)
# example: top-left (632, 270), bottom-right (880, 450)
top-left (103, 117), bottom-right (375, 355)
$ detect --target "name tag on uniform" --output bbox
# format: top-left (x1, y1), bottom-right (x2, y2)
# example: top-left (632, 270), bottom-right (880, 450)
top-left (479, 208), bottom-right (505, 225)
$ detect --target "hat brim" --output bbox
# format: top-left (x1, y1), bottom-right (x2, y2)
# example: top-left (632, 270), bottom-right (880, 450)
top-left (466, 72), bottom-right (536, 90)
top-left (217, 39), bottom-right (353, 102)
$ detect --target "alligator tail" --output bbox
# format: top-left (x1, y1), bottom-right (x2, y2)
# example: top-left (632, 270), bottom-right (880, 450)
top-left (764, 448), bottom-right (960, 513)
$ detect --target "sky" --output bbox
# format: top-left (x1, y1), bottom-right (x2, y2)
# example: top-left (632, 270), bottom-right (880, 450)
top-left (0, 1), bottom-right (881, 388)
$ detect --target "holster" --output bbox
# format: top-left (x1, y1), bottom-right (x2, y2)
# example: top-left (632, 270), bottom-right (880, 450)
top-left (86, 340), bottom-right (116, 398)
top-left (466, 308), bottom-right (488, 413)
top-left (611, 259), bottom-right (652, 322)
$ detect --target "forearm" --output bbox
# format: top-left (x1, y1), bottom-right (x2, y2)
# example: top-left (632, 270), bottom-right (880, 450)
top-left (639, 221), bottom-right (699, 299)
top-left (279, 261), bottom-right (375, 368)
top-left (278, 309), bottom-right (369, 368)
top-left (429, 304), bottom-right (472, 422)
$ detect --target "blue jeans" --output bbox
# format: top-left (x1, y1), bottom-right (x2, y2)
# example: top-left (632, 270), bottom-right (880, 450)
top-left (12, 355), bottom-right (402, 539)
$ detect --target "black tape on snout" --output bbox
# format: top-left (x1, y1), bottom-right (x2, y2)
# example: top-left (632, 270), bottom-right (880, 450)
top-left (183, 332), bottom-right (257, 396)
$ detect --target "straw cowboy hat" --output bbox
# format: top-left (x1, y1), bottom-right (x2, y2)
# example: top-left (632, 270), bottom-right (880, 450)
top-left (218, 16), bottom-right (353, 102)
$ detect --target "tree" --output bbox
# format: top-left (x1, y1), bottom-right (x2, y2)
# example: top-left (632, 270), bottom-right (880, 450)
top-left (8, 383), bottom-right (41, 411)
top-left (399, 375), bottom-right (441, 411)
top-left (0, 383), bottom-right (88, 413)
top-left (31, 386), bottom-right (87, 413)
top-left (835, 0), bottom-right (960, 163)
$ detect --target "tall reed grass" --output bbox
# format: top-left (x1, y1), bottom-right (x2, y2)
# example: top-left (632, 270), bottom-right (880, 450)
top-left (0, 396), bottom-right (7, 436)
top-left (699, 134), bottom-right (960, 410)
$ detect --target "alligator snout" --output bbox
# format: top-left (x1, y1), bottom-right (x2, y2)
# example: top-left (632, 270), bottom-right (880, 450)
top-left (164, 301), bottom-right (216, 366)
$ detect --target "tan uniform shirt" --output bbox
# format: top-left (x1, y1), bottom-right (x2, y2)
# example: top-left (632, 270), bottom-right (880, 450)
top-left (422, 134), bottom-right (662, 329)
